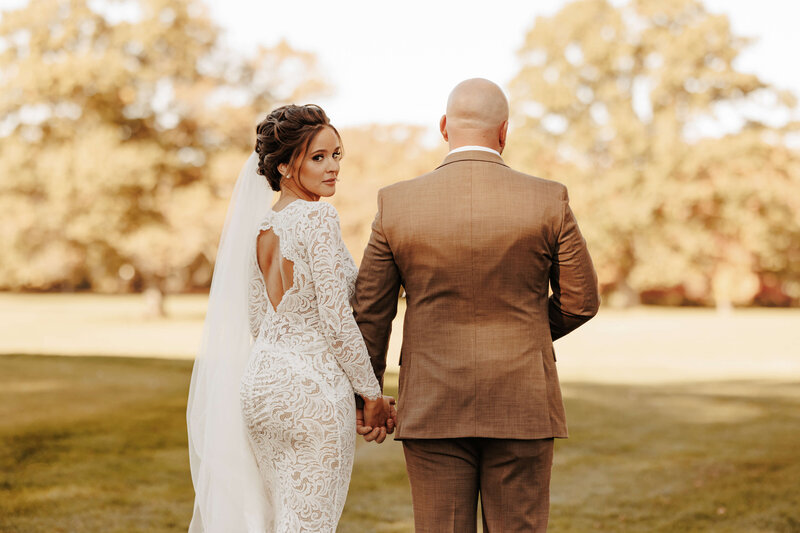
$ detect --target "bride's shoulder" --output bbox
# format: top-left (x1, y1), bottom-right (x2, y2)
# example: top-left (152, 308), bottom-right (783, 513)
top-left (299, 200), bottom-right (339, 222)
top-left (296, 201), bottom-right (341, 239)
top-left (275, 199), bottom-right (337, 222)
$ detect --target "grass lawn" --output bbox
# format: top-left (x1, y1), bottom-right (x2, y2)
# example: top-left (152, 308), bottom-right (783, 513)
top-left (3, 355), bottom-right (799, 532)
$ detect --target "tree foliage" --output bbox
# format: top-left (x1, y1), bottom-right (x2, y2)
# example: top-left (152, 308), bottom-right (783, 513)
top-left (507, 0), bottom-right (800, 306)
top-left (2, 0), bottom-right (798, 308)
top-left (0, 0), bottom-right (327, 293)
top-left (333, 124), bottom-right (445, 257)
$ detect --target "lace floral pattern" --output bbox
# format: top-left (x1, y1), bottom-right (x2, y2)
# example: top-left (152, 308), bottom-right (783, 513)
top-left (240, 200), bottom-right (380, 532)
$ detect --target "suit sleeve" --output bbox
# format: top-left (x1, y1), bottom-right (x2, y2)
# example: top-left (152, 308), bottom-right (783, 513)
top-left (352, 190), bottom-right (402, 390)
top-left (548, 186), bottom-right (600, 341)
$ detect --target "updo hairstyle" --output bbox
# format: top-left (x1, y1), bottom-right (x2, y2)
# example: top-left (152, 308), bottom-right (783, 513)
top-left (254, 104), bottom-right (340, 192)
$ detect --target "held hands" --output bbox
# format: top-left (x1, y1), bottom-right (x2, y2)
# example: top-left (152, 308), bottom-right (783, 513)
top-left (356, 396), bottom-right (397, 444)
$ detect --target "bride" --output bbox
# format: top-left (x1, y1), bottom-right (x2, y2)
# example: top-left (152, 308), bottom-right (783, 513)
top-left (187, 104), bottom-right (395, 532)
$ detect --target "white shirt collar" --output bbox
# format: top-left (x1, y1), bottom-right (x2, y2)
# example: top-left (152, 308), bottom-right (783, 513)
top-left (447, 145), bottom-right (501, 157)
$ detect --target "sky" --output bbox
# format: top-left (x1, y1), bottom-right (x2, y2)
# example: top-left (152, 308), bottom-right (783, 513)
top-left (2, 0), bottom-right (799, 134)
top-left (202, 0), bottom-right (800, 132)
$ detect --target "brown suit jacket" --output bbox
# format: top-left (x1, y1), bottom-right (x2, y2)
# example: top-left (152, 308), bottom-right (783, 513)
top-left (353, 150), bottom-right (599, 440)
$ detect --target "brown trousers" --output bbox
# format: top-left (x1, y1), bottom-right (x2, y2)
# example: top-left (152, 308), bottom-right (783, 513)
top-left (402, 437), bottom-right (555, 533)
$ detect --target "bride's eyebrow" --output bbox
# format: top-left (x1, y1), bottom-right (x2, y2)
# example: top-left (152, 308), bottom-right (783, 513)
top-left (310, 146), bottom-right (341, 155)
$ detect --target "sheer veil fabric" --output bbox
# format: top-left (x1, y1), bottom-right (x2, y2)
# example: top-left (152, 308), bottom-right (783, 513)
top-left (187, 152), bottom-right (273, 532)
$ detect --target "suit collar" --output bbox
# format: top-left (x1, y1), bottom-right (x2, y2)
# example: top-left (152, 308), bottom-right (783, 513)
top-left (436, 149), bottom-right (509, 170)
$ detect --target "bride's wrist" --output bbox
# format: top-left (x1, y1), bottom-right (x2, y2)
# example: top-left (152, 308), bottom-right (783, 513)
top-left (362, 394), bottom-right (383, 405)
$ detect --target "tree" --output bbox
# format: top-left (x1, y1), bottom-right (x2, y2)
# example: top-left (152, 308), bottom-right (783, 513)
top-left (0, 0), bottom-right (327, 303)
top-left (333, 124), bottom-right (446, 258)
top-left (507, 0), bottom-right (800, 306)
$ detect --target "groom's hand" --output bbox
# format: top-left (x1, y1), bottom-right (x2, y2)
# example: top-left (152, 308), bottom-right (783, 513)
top-left (385, 396), bottom-right (397, 435)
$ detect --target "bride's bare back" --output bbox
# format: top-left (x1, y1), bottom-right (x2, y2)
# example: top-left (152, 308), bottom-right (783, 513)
top-left (256, 228), bottom-right (294, 310)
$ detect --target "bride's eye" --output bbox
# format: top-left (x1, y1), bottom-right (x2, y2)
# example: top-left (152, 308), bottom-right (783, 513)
top-left (332, 151), bottom-right (342, 160)
top-left (312, 154), bottom-right (324, 161)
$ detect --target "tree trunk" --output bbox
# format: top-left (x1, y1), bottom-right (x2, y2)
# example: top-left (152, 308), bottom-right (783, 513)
top-left (143, 287), bottom-right (165, 318)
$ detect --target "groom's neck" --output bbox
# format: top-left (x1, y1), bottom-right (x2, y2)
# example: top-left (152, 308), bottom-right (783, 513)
top-left (448, 134), bottom-right (499, 150)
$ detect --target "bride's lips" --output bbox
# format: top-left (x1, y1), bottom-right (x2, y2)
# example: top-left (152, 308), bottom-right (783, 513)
top-left (322, 178), bottom-right (337, 185)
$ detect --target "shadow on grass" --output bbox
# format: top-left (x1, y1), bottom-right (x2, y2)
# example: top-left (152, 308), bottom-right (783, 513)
top-left (2, 354), bottom-right (799, 532)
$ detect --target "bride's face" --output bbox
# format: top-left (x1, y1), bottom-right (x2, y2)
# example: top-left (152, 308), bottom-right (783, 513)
top-left (294, 127), bottom-right (342, 198)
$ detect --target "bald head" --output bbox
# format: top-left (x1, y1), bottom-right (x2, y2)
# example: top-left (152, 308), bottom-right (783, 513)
top-left (441, 78), bottom-right (509, 152)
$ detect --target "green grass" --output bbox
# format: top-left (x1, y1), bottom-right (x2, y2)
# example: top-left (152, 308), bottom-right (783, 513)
top-left (2, 355), bottom-right (799, 532)
top-left (0, 355), bottom-right (193, 533)
top-left (550, 382), bottom-right (800, 532)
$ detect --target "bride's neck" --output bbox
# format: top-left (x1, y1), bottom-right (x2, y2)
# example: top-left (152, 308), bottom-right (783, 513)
top-left (278, 183), bottom-right (319, 204)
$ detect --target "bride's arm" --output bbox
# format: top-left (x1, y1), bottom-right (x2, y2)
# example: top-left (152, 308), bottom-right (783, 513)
top-left (305, 202), bottom-right (383, 402)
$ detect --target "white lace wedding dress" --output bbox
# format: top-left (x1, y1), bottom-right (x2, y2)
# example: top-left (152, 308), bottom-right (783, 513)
top-left (239, 199), bottom-right (381, 532)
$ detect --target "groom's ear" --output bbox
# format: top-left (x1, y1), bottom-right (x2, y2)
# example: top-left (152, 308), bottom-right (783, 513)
top-left (439, 115), bottom-right (448, 142)
top-left (498, 120), bottom-right (509, 151)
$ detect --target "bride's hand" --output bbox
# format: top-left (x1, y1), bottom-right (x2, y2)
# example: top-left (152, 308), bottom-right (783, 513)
top-left (363, 395), bottom-right (390, 430)
top-left (356, 408), bottom-right (385, 443)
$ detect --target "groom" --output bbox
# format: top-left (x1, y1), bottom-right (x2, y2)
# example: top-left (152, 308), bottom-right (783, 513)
top-left (353, 78), bottom-right (599, 532)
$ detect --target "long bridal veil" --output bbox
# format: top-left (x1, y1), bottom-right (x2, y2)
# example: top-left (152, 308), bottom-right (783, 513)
top-left (187, 152), bottom-right (273, 532)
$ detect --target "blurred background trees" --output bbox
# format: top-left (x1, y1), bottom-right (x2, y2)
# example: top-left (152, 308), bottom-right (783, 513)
top-left (0, 0), bottom-right (327, 301)
top-left (1, 0), bottom-right (798, 307)
top-left (333, 124), bottom-right (445, 257)
top-left (506, 0), bottom-right (800, 307)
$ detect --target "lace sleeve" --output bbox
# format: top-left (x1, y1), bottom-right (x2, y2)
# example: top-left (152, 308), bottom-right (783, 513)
top-left (306, 203), bottom-right (382, 400)
top-left (341, 237), bottom-right (359, 302)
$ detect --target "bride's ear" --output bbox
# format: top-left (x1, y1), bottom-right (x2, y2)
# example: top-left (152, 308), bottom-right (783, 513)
top-left (278, 163), bottom-right (288, 177)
